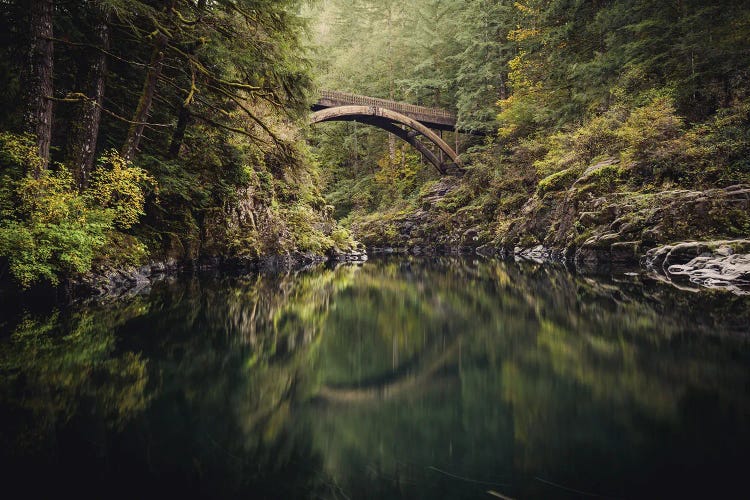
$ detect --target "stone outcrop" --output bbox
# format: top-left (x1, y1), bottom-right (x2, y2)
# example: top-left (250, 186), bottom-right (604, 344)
top-left (505, 175), bottom-right (750, 262)
top-left (349, 152), bottom-right (749, 295)
top-left (69, 259), bottom-right (182, 302)
top-left (645, 240), bottom-right (750, 295)
top-left (351, 177), bottom-right (488, 255)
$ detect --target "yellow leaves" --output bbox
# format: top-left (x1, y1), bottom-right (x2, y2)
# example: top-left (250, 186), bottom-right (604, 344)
top-left (496, 49), bottom-right (560, 139)
top-left (505, 51), bottom-right (546, 94)
top-left (617, 96), bottom-right (685, 175)
top-left (0, 132), bottom-right (44, 174)
top-left (86, 150), bottom-right (157, 230)
top-left (0, 137), bottom-right (156, 288)
top-left (16, 167), bottom-right (80, 224)
top-left (513, 1), bottom-right (539, 17)
top-left (374, 145), bottom-right (421, 198)
top-left (508, 26), bottom-right (539, 42)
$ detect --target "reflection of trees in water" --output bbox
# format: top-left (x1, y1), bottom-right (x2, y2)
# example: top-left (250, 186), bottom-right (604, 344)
top-left (105, 265), bottom-right (365, 498)
top-left (0, 301), bottom-right (151, 461)
top-left (1, 259), bottom-right (748, 498)
top-left (303, 258), bottom-right (750, 499)
top-left (0, 266), bottom-right (363, 498)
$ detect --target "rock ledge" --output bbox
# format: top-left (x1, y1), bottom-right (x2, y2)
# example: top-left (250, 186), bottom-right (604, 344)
top-left (645, 240), bottom-right (750, 295)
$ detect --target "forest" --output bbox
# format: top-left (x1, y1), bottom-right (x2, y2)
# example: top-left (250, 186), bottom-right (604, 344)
top-left (309, 0), bottom-right (750, 269)
top-left (1, 0), bottom-right (749, 291)
top-left (0, 0), bottom-right (352, 292)
top-left (2, 2), bottom-right (750, 498)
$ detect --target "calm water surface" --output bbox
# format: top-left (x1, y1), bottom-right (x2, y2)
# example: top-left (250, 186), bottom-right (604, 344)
top-left (1, 258), bottom-right (749, 499)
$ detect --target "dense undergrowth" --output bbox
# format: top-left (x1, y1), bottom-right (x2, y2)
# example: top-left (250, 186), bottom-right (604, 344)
top-left (0, 133), bottom-right (152, 287)
top-left (0, 0), bottom-right (356, 292)
top-left (0, 128), bottom-right (355, 290)
top-left (340, 95), bottom-right (750, 252)
top-left (308, 0), bottom-right (750, 257)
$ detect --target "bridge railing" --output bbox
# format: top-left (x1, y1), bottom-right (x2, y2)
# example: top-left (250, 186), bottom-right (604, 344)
top-left (320, 90), bottom-right (456, 121)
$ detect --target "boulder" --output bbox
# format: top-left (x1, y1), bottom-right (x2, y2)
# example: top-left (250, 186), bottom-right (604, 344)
top-left (645, 239), bottom-right (750, 295)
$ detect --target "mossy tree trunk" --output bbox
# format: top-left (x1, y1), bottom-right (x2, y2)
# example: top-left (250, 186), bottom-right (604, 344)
top-left (122, 0), bottom-right (176, 161)
top-left (65, 4), bottom-right (110, 188)
top-left (23, 0), bottom-right (54, 171)
top-left (121, 33), bottom-right (168, 161)
top-left (168, 105), bottom-right (190, 159)
top-left (168, 0), bottom-right (206, 160)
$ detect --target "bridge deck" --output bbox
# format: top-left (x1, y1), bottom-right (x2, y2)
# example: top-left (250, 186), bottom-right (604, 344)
top-left (312, 90), bottom-right (457, 131)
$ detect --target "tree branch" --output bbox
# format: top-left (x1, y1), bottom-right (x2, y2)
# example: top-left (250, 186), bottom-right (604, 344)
top-left (47, 93), bottom-right (173, 127)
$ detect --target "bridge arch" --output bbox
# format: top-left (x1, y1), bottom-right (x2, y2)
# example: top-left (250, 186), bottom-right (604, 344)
top-left (310, 105), bottom-right (463, 175)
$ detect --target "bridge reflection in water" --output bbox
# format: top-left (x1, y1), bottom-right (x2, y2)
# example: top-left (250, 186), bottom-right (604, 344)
top-left (2, 258), bottom-right (749, 499)
top-left (311, 90), bottom-right (468, 175)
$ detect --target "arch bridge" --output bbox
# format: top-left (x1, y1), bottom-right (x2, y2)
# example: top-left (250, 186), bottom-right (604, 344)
top-left (311, 90), bottom-right (466, 175)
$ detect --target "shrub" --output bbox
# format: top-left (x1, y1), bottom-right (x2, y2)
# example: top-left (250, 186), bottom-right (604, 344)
top-left (374, 147), bottom-right (421, 202)
top-left (331, 227), bottom-right (353, 250)
top-left (87, 151), bottom-right (156, 229)
top-left (571, 114), bottom-right (624, 161)
top-left (619, 96), bottom-right (684, 177)
top-left (282, 203), bottom-right (335, 253)
top-left (537, 167), bottom-right (580, 196)
top-left (678, 99), bottom-right (750, 186)
top-left (532, 113), bottom-right (625, 179)
top-left (0, 164), bottom-right (111, 287)
top-left (0, 134), bottom-right (154, 288)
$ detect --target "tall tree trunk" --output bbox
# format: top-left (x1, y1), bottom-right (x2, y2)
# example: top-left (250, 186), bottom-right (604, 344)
top-left (23, 0), bottom-right (54, 171)
top-left (65, 6), bottom-right (110, 188)
top-left (121, 31), bottom-right (168, 161)
top-left (168, 104), bottom-right (190, 159)
top-left (168, 0), bottom-right (206, 160)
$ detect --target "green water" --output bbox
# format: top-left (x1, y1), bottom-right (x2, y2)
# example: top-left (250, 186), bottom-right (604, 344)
top-left (1, 258), bottom-right (749, 499)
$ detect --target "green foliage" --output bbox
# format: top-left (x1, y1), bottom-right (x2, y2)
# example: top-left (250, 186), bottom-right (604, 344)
top-left (619, 97), bottom-right (684, 176)
top-left (583, 164), bottom-right (627, 195)
top-left (498, 49), bottom-right (557, 138)
top-left (282, 203), bottom-right (335, 254)
top-left (530, 108), bottom-right (629, 186)
top-left (0, 132), bottom-right (44, 175)
top-left (87, 151), bottom-right (156, 229)
top-left (307, 0), bottom-right (498, 224)
top-left (374, 147), bottom-right (422, 202)
top-left (435, 186), bottom-right (473, 213)
top-left (501, 0), bottom-right (750, 130)
top-left (571, 114), bottom-right (625, 162)
top-left (537, 168), bottom-right (580, 197)
top-left (2, 0), bottom-right (338, 280)
top-left (454, 0), bottom-right (516, 134)
top-left (526, 94), bottom-right (749, 197)
top-left (672, 100), bottom-right (750, 186)
top-left (0, 134), bottom-right (151, 288)
top-left (97, 231), bottom-right (149, 268)
top-left (331, 226), bottom-right (353, 250)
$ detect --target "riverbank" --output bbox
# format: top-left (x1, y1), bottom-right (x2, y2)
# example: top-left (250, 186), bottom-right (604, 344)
top-left (345, 173), bottom-right (750, 295)
top-left (0, 249), bottom-right (368, 306)
top-left (324, 94), bottom-right (750, 298)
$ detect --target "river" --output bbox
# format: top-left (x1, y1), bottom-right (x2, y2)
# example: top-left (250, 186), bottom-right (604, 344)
top-left (1, 257), bottom-right (749, 499)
